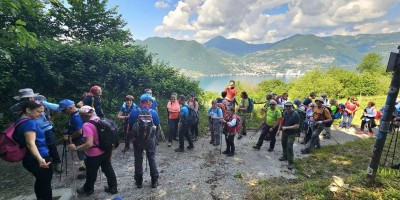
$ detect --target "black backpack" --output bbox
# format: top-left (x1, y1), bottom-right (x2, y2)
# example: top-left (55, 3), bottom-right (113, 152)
top-left (186, 105), bottom-right (199, 126)
top-left (89, 118), bottom-right (119, 152)
top-left (135, 108), bottom-right (155, 141)
top-left (294, 107), bottom-right (306, 136)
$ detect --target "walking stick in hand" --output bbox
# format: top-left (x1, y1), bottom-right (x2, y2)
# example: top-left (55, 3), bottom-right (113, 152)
top-left (69, 138), bottom-right (77, 199)
top-left (250, 124), bottom-right (264, 139)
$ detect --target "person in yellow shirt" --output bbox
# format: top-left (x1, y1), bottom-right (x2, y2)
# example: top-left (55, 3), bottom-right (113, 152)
top-left (252, 100), bottom-right (282, 151)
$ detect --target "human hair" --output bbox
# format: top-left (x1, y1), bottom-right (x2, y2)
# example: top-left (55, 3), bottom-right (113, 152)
top-left (329, 99), bottom-right (338, 106)
top-left (309, 92), bottom-right (316, 97)
top-left (20, 100), bottom-right (43, 114)
top-left (241, 91), bottom-right (248, 99)
top-left (144, 88), bottom-right (152, 93)
top-left (178, 95), bottom-right (186, 101)
top-left (211, 100), bottom-right (217, 105)
top-left (171, 92), bottom-right (177, 98)
top-left (221, 91), bottom-right (227, 98)
top-left (369, 101), bottom-right (375, 107)
top-left (266, 93), bottom-right (273, 100)
top-left (229, 80), bottom-right (235, 84)
top-left (226, 106), bottom-right (235, 112)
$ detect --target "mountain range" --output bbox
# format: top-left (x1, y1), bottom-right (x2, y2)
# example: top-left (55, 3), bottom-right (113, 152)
top-left (134, 32), bottom-right (400, 76)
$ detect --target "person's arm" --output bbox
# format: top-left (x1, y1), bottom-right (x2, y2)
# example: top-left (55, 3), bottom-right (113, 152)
top-left (76, 101), bottom-right (84, 108)
top-left (194, 101), bottom-right (199, 112)
top-left (68, 129), bottom-right (82, 140)
top-left (24, 131), bottom-right (51, 168)
top-left (117, 111), bottom-right (128, 121)
top-left (152, 110), bottom-right (160, 126)
top-left (68, 124), bottom-right (95, 151)
top-left (227, 118), bottom-right (237, 127)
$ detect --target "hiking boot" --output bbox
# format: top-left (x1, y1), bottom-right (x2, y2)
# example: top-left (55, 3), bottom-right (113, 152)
top-left (242, 132), bottom-right (247, 136)
top-left (187, 145), bottom-right (194, 150)
top-left (104, 186), bottom-right (118, 194)
top-left (252, 145), bottom-right (260, 150)
top-left (288, 163), bottom-right (294, 170)
top-left (136, 181), bottom-right (143, 188)
top-left (368, 132), bottom-right (374, 137)
top-left (222, 150), bottom-right (230, 154)
top-left (237, 135), bottom-right (243, 140)
top-left (267, 148), bottom-right (274, 152)
top-left (54, 163), bottom-right (62, 173)
top-left (279, 157), bottom-right (287, 161)
top-left (168, 142), bottom-right (172, 147)
top-left (151, 179), bottom-right (159, 188)
top-left (76, 187), bottom-right (94, 196)
top-left (135, 176), bottom-right (143, 188)
top-left (301, 148), bottom-right (311, 154)
top-left (174, 148), bottom-right (184, 152)
top-left (122, 147), bottom-right (130, 153)
top-left (79, 166), bottom-right (86, 171)
top-left (227, 152), bottom-right (234, 157)
top-left (77, 173), bottom-right (86, 180)
top-left (356, 130), bottom-right (364, 134)
top-left (210, 140), bottom-right (214, 144)
top-left (213, 143), bottom-right (220, 146)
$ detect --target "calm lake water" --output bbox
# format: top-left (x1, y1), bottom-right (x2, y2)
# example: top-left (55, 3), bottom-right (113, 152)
top-left (194, 75), bottom-right (299, 92)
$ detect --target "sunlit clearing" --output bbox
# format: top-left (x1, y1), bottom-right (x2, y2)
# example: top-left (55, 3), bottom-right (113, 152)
top-left (247, 179), bottom-right (258, 186)
top-left (330, 156), bottom-right (352, 165)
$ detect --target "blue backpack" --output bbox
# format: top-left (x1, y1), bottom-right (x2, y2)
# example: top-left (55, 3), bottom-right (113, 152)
top-left (333, 103), bottom-right (346, 119)
top-left (247, 98), bottom-right (254, 113)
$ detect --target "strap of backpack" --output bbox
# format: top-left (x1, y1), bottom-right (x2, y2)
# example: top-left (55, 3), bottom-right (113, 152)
top-left (87, 120), bottom-right (102, 148)
top-left (91, 96), bottom-right (94, 108)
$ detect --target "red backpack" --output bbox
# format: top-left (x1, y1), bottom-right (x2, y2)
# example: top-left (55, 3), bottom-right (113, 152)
top-left (0, 119), bottom-right (28, 162)
top-left (234, 115), bottom-right (241, 132)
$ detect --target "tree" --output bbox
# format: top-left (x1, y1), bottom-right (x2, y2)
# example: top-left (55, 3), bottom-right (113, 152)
top-left (49, 0), bottom-right (132, 43)
top-left (356, 53), bottom-right (386, 74)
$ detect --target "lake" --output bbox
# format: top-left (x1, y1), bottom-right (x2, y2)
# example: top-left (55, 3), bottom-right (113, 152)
top-left (194, 75), bottom-right (299, 92)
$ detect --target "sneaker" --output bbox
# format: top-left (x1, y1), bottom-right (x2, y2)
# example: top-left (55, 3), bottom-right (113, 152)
top-left (76, 187), bottom-right (94, 195)
top-left (104, 186), bottom-right (118, 194)
top-left (267, 148), bottom-right (274, 152)
top-left (222, 150), bottom-right (229, 154)
top-left (227, 152), bottom-right (234, 157)
top-left (151, 180), bottom-right (159, 188)
top-left (168, 142), bottom-right (172, 147)
top-left (242, 132), bottom-right (247, 136)
top-left (237, 135), bottom-right (242, 140)
top-left (288, 163), bottom-right (294, 170)
top-left (174, 148), bottom-right (184, 152)
top-left (77, 173), bottom-right (86, 180)
top-left (79, 166), bottom-right (86, 171)
top-left (136, 181), bottom-right (143, 188)
top-left (356, 130), bottom-right (364, 134)
top-left (278, 157), bottom-right (287, 161)
top-left (187, 145), bottom-right (194, 150)
top-left (301, 148), bottom-right (310, 154)
top-left (252, 145), bottom-right (260, 150)
top-left (54, 163), bottom-right (62, 173)
top-left (368, 132), bottom-right (374, 137)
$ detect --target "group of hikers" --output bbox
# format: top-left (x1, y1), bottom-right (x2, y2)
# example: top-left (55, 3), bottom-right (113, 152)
top-left (4, 79), bottom-right (400, 200)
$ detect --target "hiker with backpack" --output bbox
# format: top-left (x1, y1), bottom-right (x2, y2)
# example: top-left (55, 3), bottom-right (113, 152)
top-left (128, 94), bottom-right (160, 188)
top-left (117, 95), bottom-right (137, 152)
top-left (278, 102), bottom-right (300, 170)
top-left (188, 92), bottom-right (200, 141)
top-left (58, 99), bottom-right (87, 179)
top-left (9, 100), bottom-right (53, 199)
top-left (207, 100), bottom-right (223, 146)
top-left (77, 85), bottom-right (104, 118)
top-left (322, 99), bottom-right (339, 139)
top-left (224, 80), bottom-right (238, 108)
top-left (10, 89), bottom-right (63, 174)
top-left (237, 91), bottom-right (251, 139)
top-left (252, 99), bottom-right (282, 152)
top-left (320, 93), bottom-right (329, 106)
top-left (356, 101), bottom-right (377, 137)
top-left (339, 97), bottom-right (360, 129)
top-left (67, 106), bottom-right (118, 195)
top-left (175, 95), bottom-right (195, 152)
top-left (276, 92), bottom-right (289, 109)
top-left (301, 100), bottom-right (315, 145)
top-left (293, 99), bottom-right (307, 139)
top-left (167, 92), bottom-right (180, 147)
top-left (221, 107), bottom-right (240, 156)
top-left (301, 97), bottom-right (333, 154)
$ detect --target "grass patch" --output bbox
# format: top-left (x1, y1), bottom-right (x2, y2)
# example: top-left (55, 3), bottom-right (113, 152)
top-left (250, 134), bottom-right (400, 200)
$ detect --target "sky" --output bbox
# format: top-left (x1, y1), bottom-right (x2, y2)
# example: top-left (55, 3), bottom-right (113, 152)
top-left (107, 0), bottom-right (400, 44)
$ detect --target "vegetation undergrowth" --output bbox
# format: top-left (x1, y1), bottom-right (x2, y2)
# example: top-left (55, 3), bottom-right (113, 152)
top-left (250, 133), bottom-right (400, 200)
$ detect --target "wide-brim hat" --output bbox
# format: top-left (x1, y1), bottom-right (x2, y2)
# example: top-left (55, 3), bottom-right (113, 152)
top-left (315, 97), bottom-right (324, 103)
top-left (13, 88), bottom-right (39, 101)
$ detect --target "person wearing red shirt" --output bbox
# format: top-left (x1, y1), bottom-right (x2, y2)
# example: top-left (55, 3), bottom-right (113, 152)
top-left (224, 80), bottom-right (238, 108)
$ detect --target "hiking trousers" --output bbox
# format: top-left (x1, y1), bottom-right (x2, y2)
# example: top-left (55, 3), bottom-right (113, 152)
top-left (168, 118), bottom-right (179, 142)
top-left (134, 137), bottom-right (159, 181)
top-left (304, 122), bottom-right (313, 144)
top-left (23, 155), bottom-right (53, 200)
top-left (281, 132), bottom-right (296, 164)
top-left (225, 134), bottom-right (235, 153)
top-left (210, 122), bottom-right (222, 145)
top-left (45, 128), bottom-right (61, 164)
top-left (257, 125), bottom-right (278, 149)
top-left (190, 120), bottom-right (199, 139)
top-left (340, 113), bottom-right (354, 129)
top-left (123, 124), bottom-right (134, 149)
top-left (179, 123), bottom-right (194, 149)
top-left (84, 152), bottom-right (117, 191)
top-left (306, 125), bottom-right (325, 150)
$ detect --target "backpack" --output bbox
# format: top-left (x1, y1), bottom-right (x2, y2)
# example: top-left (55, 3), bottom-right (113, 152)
top-left (333, 103), bottom-right (346, 119)
top-left (88, 118), bottom-right (119, 152)
top-left (135, 108), bottom-right (155, 142)
top-left (375, 110), bottom-right (382, 120)
top-left (186, 105), bottom-right (199, 126)
top-left (217, 102), bottom-right (227, 118)
top-left (0, 119), bottom-right (29, 162)
top-left (234, 115), bottom-right (241, 133)
top-left (247, 98), bottom-right (254, 113)
top-left (294, 107), bottom-right (306, 135)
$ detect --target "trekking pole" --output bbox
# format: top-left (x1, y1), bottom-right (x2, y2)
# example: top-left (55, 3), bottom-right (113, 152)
top-left (60, 142), bottom-right (66, 181)
top-left (383, 126), bottom-right (397, 167)
top-left (69, 138), bottom-right (77, 199)
top-left (329, 134), bottom-right (340, 145)
top-left (250, 124), bottom-right (264, 139)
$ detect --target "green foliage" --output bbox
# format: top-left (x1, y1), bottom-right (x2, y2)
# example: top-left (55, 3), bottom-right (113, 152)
top-left (257, 79), bottom-right (287, 97)
top-left (356, 53), bottom-right (386, 74)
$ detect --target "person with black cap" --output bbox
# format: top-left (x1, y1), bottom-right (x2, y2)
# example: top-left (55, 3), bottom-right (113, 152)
top-left (175, 95), bottom-right (195, 152)
top-left (301, 97), bottom-right (332, 154)
top-left (278, 102), bottom-right (300, 170)
top-left (128, 94), bottom-right (160, 188)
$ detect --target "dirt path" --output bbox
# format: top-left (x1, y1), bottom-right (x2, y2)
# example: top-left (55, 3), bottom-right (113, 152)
top-left (1, 126), bottom-right (367, 200)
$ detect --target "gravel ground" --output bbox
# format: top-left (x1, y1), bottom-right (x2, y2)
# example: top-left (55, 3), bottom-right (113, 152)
top-left (1, 126), bottom-right (368, 200)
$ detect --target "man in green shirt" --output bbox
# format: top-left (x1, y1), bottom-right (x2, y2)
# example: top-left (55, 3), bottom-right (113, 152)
top-left (237, 92), bottom-right (249, 139)
top-left (253, 100), bottom-right (282, 151)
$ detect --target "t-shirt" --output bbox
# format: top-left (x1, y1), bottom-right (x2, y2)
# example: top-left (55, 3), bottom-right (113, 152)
top-left (180, 104), bottom-right (190, 123)
top-left (224, 87), bottom-right (237, 103)
top-left (265, 108), bottom-right (282, 126)
top-left (238, 98), bottom-right (249, 115)
top-left (14, 118), bottom-right (49, 157)
top-left (67, 111), bottom-right (83, 135)
top-left (167, 101), bottom-right (181, 119)
top-left (282, 111), bottom-right (300, 134)
top-left (82, 95), bottom-right (104, 118)
top-left (207, 106), bottom-right (223, 123)
top-left (150, 99), bottom-right (158, 110)
top-left (313, 106), bottom-right (332, 121)
top-left (345, 102), bottom-right (359, 114)
top-left (83, 116), bottom-right (104, 157)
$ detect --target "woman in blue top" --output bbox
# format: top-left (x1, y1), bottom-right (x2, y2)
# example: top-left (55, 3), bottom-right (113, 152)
top-left (14, 100), bottom-right (53, 200)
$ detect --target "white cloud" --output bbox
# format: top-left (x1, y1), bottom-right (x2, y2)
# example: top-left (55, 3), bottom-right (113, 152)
top-left (154, 1), bottom-right (169, 9)
top-left (154, 0), bottom-right (400, 43)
